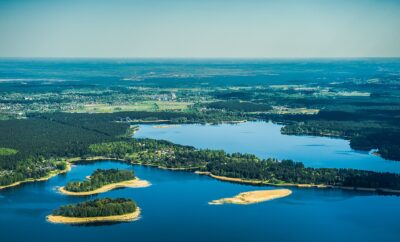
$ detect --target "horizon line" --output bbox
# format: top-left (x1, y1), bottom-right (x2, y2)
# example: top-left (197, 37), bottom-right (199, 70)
top-left (1, 56), bottom-right (400, 60)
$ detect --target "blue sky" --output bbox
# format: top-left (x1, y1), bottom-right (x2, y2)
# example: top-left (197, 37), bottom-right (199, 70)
top-left (0, 0), bottom-right (399, 58)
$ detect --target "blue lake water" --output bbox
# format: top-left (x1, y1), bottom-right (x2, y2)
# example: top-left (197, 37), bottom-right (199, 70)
top-left (135, 122), bottom-right (400, 173)
top-left (1, 161), bottom-right (400, 242)
top-left (1, 122), bottom-right (400, 242)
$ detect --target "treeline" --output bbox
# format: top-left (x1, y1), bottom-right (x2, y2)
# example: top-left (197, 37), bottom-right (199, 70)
top-left (87, 140), bottom-right (400, 190)
top-left (207, 158), bottom-right (400, 189)
top-left (65, 169), bottom-right (135, 192)
top-left (52, 198), bottom-right (136, 217)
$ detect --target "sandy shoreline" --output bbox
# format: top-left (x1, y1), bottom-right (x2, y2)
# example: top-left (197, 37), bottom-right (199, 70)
top-left (0, 163), bottom-right (71, 190)
top-left (152, 125), bottom-right (181, 129)
top-left (209, 189), bottom-right (292, 205)
top-left (47, 208), bottom-right (141, 224)
top-left (59, 178), bottom-right (151, 196)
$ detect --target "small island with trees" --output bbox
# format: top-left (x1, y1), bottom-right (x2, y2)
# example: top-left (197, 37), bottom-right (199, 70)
top-left (59, 169), bottom-right (150, 196)
top-left (47, 198), bottom-right (140, 224)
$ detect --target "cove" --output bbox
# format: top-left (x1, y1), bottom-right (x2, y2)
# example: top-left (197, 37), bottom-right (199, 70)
top-left (135, 122), bottom-right (400, 173)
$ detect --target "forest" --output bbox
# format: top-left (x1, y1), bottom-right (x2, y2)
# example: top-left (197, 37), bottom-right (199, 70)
top-left (0, 114), bottom-right (128, 186)
top-left (64, 169), bottom-right (135, 192)
top-left (52, 198), bottom-right (137, 218)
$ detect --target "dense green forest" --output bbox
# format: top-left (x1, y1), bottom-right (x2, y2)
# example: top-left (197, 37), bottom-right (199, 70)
top-left (0, 116), bottom-right (129, 169)
top-left (0, 114), bottom-right (128, 186)
top-left (65, 169), bottom-right (135, 192)
top-left (52, 198), bottom-right (137, 217)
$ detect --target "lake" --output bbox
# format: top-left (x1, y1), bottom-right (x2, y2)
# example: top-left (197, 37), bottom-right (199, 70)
top-left (135, 122), bottom-right (400, 173)
top-left (0, 161), bottom-right (399, 242)
top-left (1, 122), bottom-right (400, 242)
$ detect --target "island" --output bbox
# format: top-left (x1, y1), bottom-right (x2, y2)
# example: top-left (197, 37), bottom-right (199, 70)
top-left (59, 169), bottom-right (150, 196)
top-left (209, 189), bottom-right (292, 205)
top-left (47, 198), bottom-right (140, 224)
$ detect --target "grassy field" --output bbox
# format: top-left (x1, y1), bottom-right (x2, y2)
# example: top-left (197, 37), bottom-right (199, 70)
top-left (70, 101), bottom-right (192, 113)
top-left (0, 148), bottom-right (18, 156)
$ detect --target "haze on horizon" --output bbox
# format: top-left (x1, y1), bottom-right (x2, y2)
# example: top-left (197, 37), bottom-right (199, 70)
top-left (0, 0), bottom-right (399, 58)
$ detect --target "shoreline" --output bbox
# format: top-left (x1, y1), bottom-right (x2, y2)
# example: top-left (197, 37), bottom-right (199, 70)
top-left (47, 208), bottom-right (141, 224)
top-left (59, 178), bottom-right (151, 196)
top-left (2, 156), bottom-right (400, 194)
top-left (128, 120), bottom-right (248, 125)
top-left (209, 189), bottom-right (292, 205)
top-left (0, 162), bottom-right (71, 190)
top-left (195, 171), bottom-right (400, 194)
top-left (152, 125), bottom-right (181, 129)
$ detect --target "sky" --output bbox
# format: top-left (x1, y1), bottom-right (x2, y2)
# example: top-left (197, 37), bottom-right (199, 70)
top-left (0, 0), bottom-right (399, 58)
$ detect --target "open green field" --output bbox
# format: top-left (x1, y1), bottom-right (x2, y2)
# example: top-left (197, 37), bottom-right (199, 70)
top-left (0, 148), bottom-right (18, 156)
top-left (69, 101), bottom-right (193, 113)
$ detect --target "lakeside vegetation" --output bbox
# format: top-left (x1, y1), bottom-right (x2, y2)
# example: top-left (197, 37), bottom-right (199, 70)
top-left (51, 198), bottom-right (137, 218)
top-left (0, 159), bottom-right (68, 187)
top-left (87, 140), bottom-right (400, 191)
top-left (64, 169), bottom-right (135, 192)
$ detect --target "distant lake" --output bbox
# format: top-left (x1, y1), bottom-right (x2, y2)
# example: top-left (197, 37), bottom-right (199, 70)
top-left (1, 161), bottom-right (400, 242)
top-left (135, 121), bottom-right (400, 174)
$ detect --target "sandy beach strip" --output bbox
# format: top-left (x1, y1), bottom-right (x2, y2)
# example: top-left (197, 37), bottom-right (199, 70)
top-left (47, 208), bottom-right (141, 224)
top-left (152, 125), bottom-right (181, 129)
top-left (209, 189), bottom-right (292, 205)
top-left (59, 178), bottom-right (151, 196)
